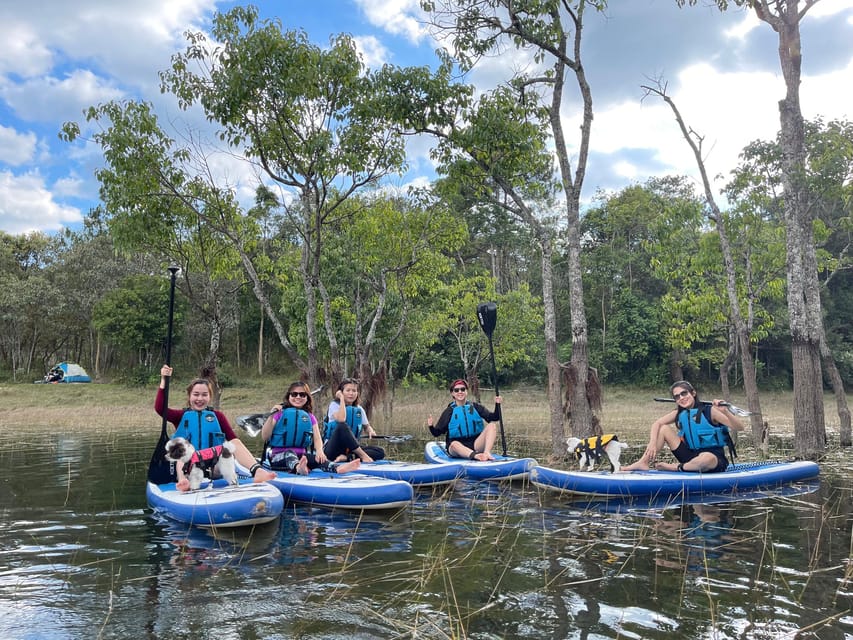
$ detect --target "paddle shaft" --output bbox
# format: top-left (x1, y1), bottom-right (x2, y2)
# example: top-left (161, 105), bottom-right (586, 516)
top-left (653, 397), bottom-right (754, 417)
top-left (161, 267), bottom-right (179, 428)
top-left (147, 266), bottom-right (179, 483)
top-left (479, 305), bottom-right (507, 457)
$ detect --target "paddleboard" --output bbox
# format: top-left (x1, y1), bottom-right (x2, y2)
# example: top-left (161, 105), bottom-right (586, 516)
top-left (568, 479), bottom-right (822, 514)
top-left (356, 459), bottom-right (464, 487)
top-left (257, 467), bottom-right (414, 510)
top-left (424, 441), bottom-right (537, 480)
top-left (146, 478), bottom-right (284, 528)
top-left (530, 459), bottom-right (820, 498)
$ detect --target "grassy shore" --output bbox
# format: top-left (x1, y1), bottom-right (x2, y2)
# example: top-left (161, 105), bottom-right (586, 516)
top-left (2, 378), bottom-right (834, 447)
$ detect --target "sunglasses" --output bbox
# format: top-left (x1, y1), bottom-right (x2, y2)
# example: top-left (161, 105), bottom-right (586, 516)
top-left (452, 387), bottom-right (467, 393)
top-left (673, 390), bottom-right (691, 400)
top-left (289, 391), bottom-right (309, 398)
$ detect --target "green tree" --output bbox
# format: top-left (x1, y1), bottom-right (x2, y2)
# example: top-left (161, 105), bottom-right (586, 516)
top-left (417, 0), bottom-right (607, 453)
top-left (678, 0), bottom-right (832, 458)
top-left (159, 6), bottom-right (426, 388)
top-left (93, 275), bottom-right (185, 368)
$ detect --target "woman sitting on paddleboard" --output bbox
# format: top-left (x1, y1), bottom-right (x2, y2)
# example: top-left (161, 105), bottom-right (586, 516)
top-left (155, 365), bottom-right (276, 490)
top-left (261, 381), bottom-right (361, 475)
top-left (427, 379), bottom-right (501, 462)
top-left (324, 378), bottom-right (384, 463)
top-left (622, 380), bottom-right (744, 473)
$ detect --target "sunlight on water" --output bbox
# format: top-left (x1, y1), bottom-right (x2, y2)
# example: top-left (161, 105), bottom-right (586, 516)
top-left (0, 429), bottom-right (850, 639)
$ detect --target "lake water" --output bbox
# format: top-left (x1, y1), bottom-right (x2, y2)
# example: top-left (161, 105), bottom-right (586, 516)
top-left (0, 428), bottom-right (851, 639)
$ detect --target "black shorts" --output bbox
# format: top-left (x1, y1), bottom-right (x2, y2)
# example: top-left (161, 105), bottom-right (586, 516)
top-left (672, 442), bottom-right (728, 472)
top-left (448, 436), bottom-right (477, 454)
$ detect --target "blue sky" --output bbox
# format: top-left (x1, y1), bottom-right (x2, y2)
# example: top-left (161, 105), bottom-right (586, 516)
top-left (1, 0), bottom-right (852, 235)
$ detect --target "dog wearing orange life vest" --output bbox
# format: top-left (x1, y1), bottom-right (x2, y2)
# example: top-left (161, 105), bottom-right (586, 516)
top-left (565, 434), bottom-right (628, 473)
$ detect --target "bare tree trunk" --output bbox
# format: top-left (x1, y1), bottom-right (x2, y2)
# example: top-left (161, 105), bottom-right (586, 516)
top-left (763, 1), bottom-right (827, 458)
top-left (820, 334), bottom-right (852, 446)
top-left (257, 305), bottom-right (264, 376)
top-left (540, 236), bottom-right (565, 457)
top-left (643, 81), bottom-right (768, 454)
top-left (549, 3), bottom-right (597, 438)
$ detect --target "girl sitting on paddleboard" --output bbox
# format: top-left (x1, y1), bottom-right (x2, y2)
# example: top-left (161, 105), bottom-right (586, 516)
top-left (427, 379), bottom-right (501, 462)
top-left (325, 378), bottom-right (384, 463)
top-left (621, 380), bottom-right (744, 473)
top-left (155, 364), bottom-right (276, 490)
top-left (261, 381), bottom-right (361, 475)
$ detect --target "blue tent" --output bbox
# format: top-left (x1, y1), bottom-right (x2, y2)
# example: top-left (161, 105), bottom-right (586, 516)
top-left (45, 362), bottom-right (91, 383)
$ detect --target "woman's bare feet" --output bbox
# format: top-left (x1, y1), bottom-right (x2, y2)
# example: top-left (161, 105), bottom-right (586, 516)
top-left (473, 452), bottom-right (495, 462)
top-left (621, 459), bottom-right (652, 471)
top-left (295, 455), bottom-right (310, 476)
top-left (335, 459), bottom-right (361, 474)
top-left (253, 467), bottom-right (276, 483)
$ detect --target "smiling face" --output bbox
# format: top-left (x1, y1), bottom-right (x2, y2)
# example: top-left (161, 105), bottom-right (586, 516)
top-left (287, 384), bottom-right (311, 411)
top-left (671, 385), bottom-right (695, 408)
top-left (450, 384), bottom-right (468, 405)
top-left (187, 382), bottom-right (211, 410)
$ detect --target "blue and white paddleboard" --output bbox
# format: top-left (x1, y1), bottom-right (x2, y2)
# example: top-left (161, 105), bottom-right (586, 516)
top-left (424, 441), bottom-right (537, 481)
top-left (261, 469), bottom-right (414, 510)
top-left (146, 478), bottom-right (284, 528)
top-left (356, 459), bottom-right (464, 487)
top-left (530, 459), bottom-right (820, 498)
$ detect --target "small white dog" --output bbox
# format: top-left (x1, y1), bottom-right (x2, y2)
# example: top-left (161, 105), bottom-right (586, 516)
top-left (164, 438), bottom-right (238, 490)
top-left (566, 434), bottom-right (628, 473)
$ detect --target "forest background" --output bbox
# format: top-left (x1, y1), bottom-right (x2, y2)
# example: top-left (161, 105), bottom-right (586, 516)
top-left (1, 1), bottom-right (851, 458)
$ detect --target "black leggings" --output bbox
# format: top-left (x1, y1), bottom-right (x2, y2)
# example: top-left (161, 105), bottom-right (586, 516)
top-left (323, 423), bottom-right (385, 461)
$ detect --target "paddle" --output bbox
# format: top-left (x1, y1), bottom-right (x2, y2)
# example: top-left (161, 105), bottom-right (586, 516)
top-left (653, 397), bottom-right (756, 417)
top-left (147, 266), bottom-right (180, 484)
top-left (365, 434), bottom-right (414, 444)
top-left (477, 301), bottom-right (507, 456)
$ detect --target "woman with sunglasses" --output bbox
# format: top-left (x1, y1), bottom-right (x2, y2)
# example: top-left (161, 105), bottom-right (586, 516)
top-left (325, 378), bottom-right (384, 463)
top-left (155, 364), bottom-right (276, 489)
top-left (262, 381), bottom-right (362, 475)
top-left (427, 379), bottom-right (501, 461)
top-left (622, 380), bottom-right (744, 472)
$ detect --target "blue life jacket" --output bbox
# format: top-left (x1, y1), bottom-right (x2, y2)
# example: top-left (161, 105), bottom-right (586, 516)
top-left (447, 403), bottom-right (485, 439)
top-left (677, 406), bottom-right (735, 459)
top-left (171, 408), bottom-right (226, 450)
top-left (269, 408), bottom-right (314, 449)
top-left (324, 405), bottom-right (364, 439)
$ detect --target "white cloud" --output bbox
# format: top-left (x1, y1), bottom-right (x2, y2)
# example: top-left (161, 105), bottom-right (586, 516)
top-left (0, 125), bottom-right (37, 165)
top-left (354, 0), bottom-right (429, 44)
top-left (354, 35), bottom-right (391, 67)
top-left (0, 22), bottom-right (54, 77)
top-left (1, 69), bottom-right (125, 123)
top-left (0, 171), bottom-right (82, 234)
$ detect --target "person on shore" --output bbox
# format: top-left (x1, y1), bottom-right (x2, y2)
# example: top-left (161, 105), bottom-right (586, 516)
top-left (427, 379), bottom-right (501, 461)
top-left (261, 381), bottom-right (361, 475)
top-left (622, 380), bottom-right (744, 473)
top-left (325, 378), bottom-right (384, 463)
top-left (155, 364), bottom-right (276, 490)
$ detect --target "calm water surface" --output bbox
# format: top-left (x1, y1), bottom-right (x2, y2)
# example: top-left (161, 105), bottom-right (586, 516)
top-left (0, 428), bottom-right (851, 639)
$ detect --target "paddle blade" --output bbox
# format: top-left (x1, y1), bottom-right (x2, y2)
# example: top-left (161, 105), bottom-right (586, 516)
top-left (724, 403), bottom-right (756, 417)
top-left (236, 413), bottom-right (267, 437)
top-left (477, 302), bottom-right (497, 336)
top-left (147, 431), bottom-right (172, 484)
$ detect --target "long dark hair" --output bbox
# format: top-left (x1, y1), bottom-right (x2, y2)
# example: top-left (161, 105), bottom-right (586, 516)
top-left (282, 381), bottom-right (314, 414)
top-left (337, 377), bottom-right (360, 406)
top-left (670, 380), bottom-right (702, 421)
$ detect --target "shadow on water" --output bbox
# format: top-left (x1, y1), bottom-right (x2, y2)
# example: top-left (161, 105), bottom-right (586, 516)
top-left (0, 428), bottom-right (851, 639)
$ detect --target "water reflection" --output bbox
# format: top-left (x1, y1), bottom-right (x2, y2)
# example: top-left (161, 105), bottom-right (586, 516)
top-left (0, 428), bottom-right (850, 639)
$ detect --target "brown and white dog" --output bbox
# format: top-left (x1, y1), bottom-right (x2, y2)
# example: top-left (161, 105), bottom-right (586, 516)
top-left (164, 437), bottom-right (238, 490)
top-left (565, 435), bottom-right (628, 473)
